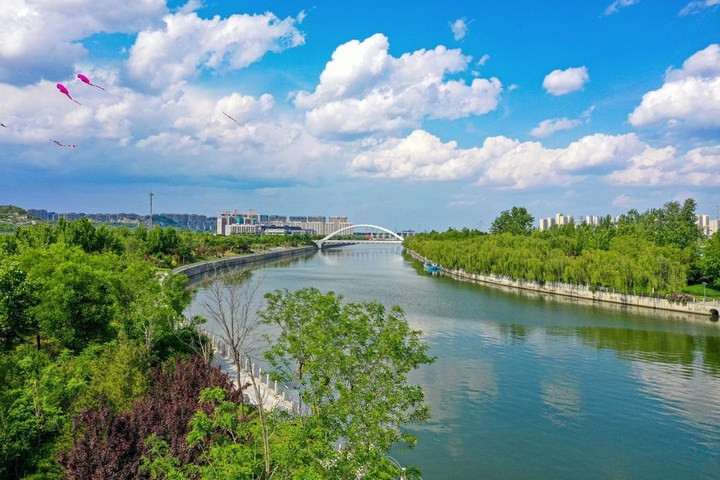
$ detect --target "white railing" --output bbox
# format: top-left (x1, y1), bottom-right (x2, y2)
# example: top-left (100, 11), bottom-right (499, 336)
top-left (206, 332), bottom-right (310, 415)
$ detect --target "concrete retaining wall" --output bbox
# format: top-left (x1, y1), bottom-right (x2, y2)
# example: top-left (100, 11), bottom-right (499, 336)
top-left (172, 246), bottom-right (317, 281)
top-left (405, 248), bottom-right (719, 320)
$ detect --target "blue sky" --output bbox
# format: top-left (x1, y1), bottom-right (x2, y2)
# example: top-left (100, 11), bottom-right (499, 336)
top-left (1, 0), bottom-right (718, 230)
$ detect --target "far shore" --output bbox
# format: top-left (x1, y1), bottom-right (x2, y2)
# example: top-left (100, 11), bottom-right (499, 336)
top-left (404, 248), bottom-right (719, 323)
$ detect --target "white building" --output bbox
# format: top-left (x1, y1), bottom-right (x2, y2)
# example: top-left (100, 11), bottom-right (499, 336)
top-left (227, 224), bottom-right (260, 234)
top-left (696, 214), bottom-right (718, 237)
top-left (539, 217), bottom-right (555, 231)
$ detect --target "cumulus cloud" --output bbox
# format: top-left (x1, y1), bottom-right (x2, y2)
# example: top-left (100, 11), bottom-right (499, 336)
top-left (679, 0), bottom-right (720, 16)
top-left (629, 44), bottom-right (720, 129)
top-left (608, 145), bottom-right (720, 186)
top-left (604, 0), bottom-right (640, 15)
top-left (349, 129), bottom-right (716, 189)
top-left (530, 106), bottom-right (594, 138)
top-left (0, 0), bottom-right (167, 84)
top-left (125, 10), bottom-right (305, 90)
top-left (294, 34), bottom-right (502, 137)
top-left (477, 54), bottom-right (490, 66)
top-left (542, 66), bottom-right (589, 95)
top-left (450, 18), bottom-right (469, 40)
top-left (0, 71), bottom-right (340, 181)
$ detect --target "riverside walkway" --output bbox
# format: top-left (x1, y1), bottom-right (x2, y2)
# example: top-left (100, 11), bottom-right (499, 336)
top-left (208, 333), bottom-right (306, 413)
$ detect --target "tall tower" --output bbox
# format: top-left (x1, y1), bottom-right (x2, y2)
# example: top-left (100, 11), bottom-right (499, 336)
top-left (149, 192), bottom-right (154, 229)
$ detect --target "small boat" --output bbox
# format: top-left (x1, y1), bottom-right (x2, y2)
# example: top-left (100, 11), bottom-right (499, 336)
top-left (424, 262), bottom-right (442, 274)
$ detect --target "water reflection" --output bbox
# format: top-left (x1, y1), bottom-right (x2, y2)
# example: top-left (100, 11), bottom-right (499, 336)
top-left (540, 376), bottom-right (583, 427)
top-left (632, 360), bottom-right (720, 448)
top-left (543, 325), bottom-right (720, 373)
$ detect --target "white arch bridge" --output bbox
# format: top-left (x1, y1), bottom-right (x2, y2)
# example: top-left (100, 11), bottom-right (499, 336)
top-left (313, 224), bottom-right (404, 249)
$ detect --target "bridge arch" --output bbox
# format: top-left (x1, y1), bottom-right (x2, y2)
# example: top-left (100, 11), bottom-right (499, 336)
top-left (318, 224), bottom-right (404, 246)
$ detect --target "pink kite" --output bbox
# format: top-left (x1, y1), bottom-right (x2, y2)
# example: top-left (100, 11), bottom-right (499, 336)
top-left (77, 73), bottom-right (105, 90)
top-left (49, 138), bottom-right (78, 148)
top-left (222, 111), bottom-right (241, 125)
top-left (56, 83), bottom-right (80, 105)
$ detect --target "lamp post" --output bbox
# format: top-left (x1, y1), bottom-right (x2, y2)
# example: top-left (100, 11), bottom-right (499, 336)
top-left (703, 281), bottom-right (707, 303)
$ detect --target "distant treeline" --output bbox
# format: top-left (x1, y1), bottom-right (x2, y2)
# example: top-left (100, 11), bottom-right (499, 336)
top-left (406, 199), bottom-right (720, 295)
top-left (0, 217), bottom-right (314, 269)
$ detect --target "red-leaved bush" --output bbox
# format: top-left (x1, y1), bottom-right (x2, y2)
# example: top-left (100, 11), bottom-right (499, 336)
top-left (60, 355), bottom-right (242, 479)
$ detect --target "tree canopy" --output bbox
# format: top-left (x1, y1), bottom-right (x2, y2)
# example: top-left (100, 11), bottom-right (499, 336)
top-left (490, 206), bottom-right (534, 236)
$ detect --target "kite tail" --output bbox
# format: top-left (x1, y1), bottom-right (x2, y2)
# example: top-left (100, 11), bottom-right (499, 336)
top-left (91, 84), bottom-right (105, 90)
top-left (71, 98), bottom-right (81, 105)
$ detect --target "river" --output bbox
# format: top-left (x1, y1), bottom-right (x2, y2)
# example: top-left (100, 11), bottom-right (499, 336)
top-left (189, 245), bottom-right (720, 479)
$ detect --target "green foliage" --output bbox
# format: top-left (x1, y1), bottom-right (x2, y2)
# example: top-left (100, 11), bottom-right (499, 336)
top-left (0, 261), bottom-right (39, 349)
top-left (700, 232), bottom-right (720, 288)
top-left (0, 346), bottom-right (91, 479)
top-left (409, 199), bottom-right (704, 293)
top-left (407, 224), bottom-right (688, 294)
top-left (261, 288), bottom-right (434, 476)
top-left (0, 234), bottom-right (197, 477)
top-left (1, 217), bottom-right (314, 270)
top-left (35, 260), bottom-right (116, 351)
top-left (79, 340), bottom-right (150, 412)
top-left (145, 289), bottom-right (433, 480)
top-left (490, 206), bottom-right (535, 236)
top-left (618, 199), bottom-right (701, 250)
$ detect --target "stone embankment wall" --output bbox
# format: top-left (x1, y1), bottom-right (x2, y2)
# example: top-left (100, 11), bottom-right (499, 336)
top-left (173, 246), bottom-right (317, 281)
top-left (405, 248), bottom-right (719, 320)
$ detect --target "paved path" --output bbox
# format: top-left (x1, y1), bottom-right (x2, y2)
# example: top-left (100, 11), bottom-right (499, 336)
top-left (209, 336), bottom-right (301, 413)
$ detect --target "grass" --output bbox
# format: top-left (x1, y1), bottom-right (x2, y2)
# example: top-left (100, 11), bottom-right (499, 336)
top-left (683, 283), bottom-right (720, 300)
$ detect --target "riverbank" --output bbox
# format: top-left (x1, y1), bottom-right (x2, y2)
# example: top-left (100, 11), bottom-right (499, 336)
top-left (172, 245), bottom-right (317, 281)
top-left (405, 247), bottom-right (719, 321)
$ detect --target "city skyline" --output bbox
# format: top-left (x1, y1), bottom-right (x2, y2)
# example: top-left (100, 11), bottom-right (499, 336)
top-left (1, 0), bottom-right (719, 230)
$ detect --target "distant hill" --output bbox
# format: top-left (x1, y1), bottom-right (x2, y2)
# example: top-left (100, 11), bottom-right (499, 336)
top-left (0, 205), bottom-right (40, 232)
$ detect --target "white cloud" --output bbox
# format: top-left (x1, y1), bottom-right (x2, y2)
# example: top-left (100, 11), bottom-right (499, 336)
top-left (294, 34), bottom-right (502, 137)
top-left (604, 0), bottom-right (640, 15)
top-left (0, 72), bottom-right (341, 181)
top-left (530, 106), bottom-right (594, 138)
top-left (125, 11), bottom-right (305, 90)
top-left (477, 54), bottom-right (490, 66)
top-left (542, 66), bottom-right (589, 95)
top-left (530, 118), bottom-right (581, 138)
top-left (0, 0), bottom-right (167, 84)
top-left (177, 0), bottom-right (203, 14)
top-left (612, 194), bottom-right (634, 207)
top-left (450, 18), bottom-right (468, 41)
top-left (629, 44), bottom-right (720, 129)
top-left (609, 145), bottom-right (720, 186)
top-left (679, 0), bottom-right (720, 16)
top-left (349, 129), bottom-right (716, 189)
top-left (665, 43), bottom-right (720, 81)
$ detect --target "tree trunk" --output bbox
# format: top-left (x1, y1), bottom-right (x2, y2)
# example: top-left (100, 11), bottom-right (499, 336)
top-left (233, 353), bottom-right (245, 417)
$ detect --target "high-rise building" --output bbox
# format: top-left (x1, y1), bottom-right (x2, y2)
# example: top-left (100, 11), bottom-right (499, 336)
top-left (539, 217), bottom-right (555, 230)
top-left (555, 213), bottom-right (573, 226)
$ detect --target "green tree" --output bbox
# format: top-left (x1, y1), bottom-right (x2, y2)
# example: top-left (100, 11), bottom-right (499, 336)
top-left (0, 261), bottom-right (39, 349)
top-left (260, 288), bottom-right (434, 477)
top-left (490, 207), bottom-right (535, 236)
top-left (35, 260), bottom-right (116, 351)
top-left (701, 232), bottom-right (720, 288)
